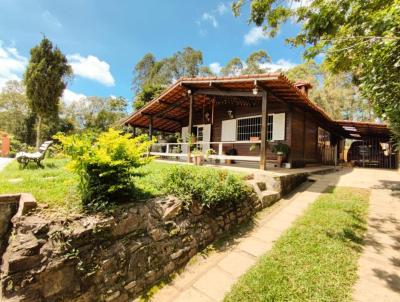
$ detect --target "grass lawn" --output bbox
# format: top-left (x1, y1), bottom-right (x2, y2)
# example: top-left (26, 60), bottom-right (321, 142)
top-left (0, 158), bottom-right (81, 213)
top-left (0, 159), bottom-right (182, 214)
top-left (224, 187), bottom-right (369, 302)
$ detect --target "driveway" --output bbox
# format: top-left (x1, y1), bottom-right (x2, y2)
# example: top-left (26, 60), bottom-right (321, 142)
top-left (0, 158), bottom-right (12, 172)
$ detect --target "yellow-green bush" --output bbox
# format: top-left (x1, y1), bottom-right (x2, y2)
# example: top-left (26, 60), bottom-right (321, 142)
top-left (55, 129), bottom-right (154, 210)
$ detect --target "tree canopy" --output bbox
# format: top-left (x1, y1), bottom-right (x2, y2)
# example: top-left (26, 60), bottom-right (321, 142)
top-left (24, 37), bottom-right (72, 148)
top-left (232, 0), bottom-right (400, 144)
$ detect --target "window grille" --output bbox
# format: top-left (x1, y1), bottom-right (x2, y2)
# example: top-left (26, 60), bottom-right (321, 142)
top-left (236, 116), bottom-right (273, 141)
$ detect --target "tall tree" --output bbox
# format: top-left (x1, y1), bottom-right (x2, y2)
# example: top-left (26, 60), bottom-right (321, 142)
top-left (220, 57), bottom-right (244, 76)
top-left (232, 0), bottom-right (400, 144)
top-left (64, 96), bottom-right (127, 131)
top-left (24, 37), bottom-right (72, 148)
top-left (243, 50), bottom-right (271, 74)
top-left (132, 47), bottom-right (206, 111)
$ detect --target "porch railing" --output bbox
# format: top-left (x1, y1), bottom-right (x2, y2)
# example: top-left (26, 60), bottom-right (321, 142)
top-left (149, 141), bottom-right (261, 162)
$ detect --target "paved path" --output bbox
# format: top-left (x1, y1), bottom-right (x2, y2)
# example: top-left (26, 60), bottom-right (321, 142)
top-left (150, 177), bottom-right (333, 302)
top-left (349, 170), bottom-right (400, 302)
top-left (0, 158), bottom-right (12, 172)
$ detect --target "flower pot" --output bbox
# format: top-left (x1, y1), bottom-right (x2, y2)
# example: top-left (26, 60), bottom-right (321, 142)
top-left (194, 156), bottom-right (203, 166)
top-left (277, 153), bottom-right (283, 167)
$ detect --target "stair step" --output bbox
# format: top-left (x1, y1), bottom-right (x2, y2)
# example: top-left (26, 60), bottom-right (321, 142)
top-left (261, 191), bottom-right (280, 207)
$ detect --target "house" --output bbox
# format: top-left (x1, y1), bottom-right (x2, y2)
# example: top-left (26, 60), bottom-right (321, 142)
top-left (123, 73), bottom-right (398, 170)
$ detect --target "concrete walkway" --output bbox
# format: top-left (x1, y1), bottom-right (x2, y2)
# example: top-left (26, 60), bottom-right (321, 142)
top-left (150, 177), bottom-right (333, 302)
top-left (350, 170), bottom-right (400, 302)
top-left (0, 158), bottom-right (12, 172)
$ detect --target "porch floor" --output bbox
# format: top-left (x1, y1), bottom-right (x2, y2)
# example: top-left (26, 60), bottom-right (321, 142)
top-left (154, 158), bottom-right (337, 177)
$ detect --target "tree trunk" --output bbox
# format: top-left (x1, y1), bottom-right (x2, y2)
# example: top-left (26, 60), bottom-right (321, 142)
top-left (36, 115), bottom-right (42, 150)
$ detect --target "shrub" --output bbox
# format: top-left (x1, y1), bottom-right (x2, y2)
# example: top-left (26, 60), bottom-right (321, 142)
top-left (55, 129), bottom-right (154, 210)
top-left (164, 165), bottom-right (251, 209)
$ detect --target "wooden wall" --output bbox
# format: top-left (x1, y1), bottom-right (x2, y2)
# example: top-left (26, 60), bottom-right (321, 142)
top-left (186, 97), bottom-right (325, 167)
top-left (190, 98), bottom-right (290, 160)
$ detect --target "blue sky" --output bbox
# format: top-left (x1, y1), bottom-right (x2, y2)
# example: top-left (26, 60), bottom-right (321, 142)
top-left (0, 0), bottom-right (306, 108)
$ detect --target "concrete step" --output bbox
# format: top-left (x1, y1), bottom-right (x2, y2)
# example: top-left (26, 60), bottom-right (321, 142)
top-left (260, 191), bottom-right (280, 207)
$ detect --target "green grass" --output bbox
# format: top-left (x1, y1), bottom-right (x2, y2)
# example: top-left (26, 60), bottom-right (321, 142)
top-left (224, 187), bottom-right (369, 302)
top-left (0, 159), bottom-right (183, 214)
top-left (0, 158), bottom-right (81, 214)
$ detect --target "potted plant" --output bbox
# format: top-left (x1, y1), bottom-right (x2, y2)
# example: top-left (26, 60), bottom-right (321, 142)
top-left (192, 149), bottom-right (204, 166)
top-left (205, 148), bottom-right (216, 162)
top-left (271, 143), bottom-right (290, 167)
top-left (186, 133), bottom-right (197, 163)
top-left (225, 148), bottom-right (237, 164)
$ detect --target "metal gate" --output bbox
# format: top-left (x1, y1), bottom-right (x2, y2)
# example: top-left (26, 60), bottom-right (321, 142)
top-left (346, 138), bottom-right (398, 169)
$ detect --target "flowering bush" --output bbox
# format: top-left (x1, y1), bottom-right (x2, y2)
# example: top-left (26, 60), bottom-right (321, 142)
top-left (54, 129), bottom-right (154, 210)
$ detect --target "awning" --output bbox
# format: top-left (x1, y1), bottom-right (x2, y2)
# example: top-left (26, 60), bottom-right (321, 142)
top-left (337, 120), bottom-right (391, 139)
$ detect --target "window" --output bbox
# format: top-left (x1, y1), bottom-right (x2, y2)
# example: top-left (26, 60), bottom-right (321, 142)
top-left (236, 116), bottom-right (274, 141)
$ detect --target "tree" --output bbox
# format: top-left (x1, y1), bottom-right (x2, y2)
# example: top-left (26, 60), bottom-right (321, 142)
top-left (63, 96), bottom-right (127, 131)
top-left (24, 37), bottom-right (72, 149)
top-left (286, 61), bottom-right (374, 121)
top-left (232, 0), bottom-right (400, 144)
top-left (169, 47), bottom-right (203, 79)
top-left (133, 84), bottom-right (165, 110)
top-left (243, 50), bottom-right (271, 74)
top-left (132, 47), bottom-right (206, 111)
top-left (0, 81), bottom-right (30, 139)
top-left (220, 57), bottom-right (244, 76)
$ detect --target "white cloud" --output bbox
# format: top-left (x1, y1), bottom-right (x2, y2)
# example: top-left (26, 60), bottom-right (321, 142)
top-left (202, 13), bottom-right (218, 28)
top-left (0, 41), bottom-right (28, 90)
top-left (290, 0), bottom-right (312, 9)
top-left (244, 27), bottom-right (269, 45)
top-left (67, 54), bottom-right (115, 86)
top-left (42, 10), bottom-right (63, 28)
top-left (209, 62), bottom-right (222, 74)
top-left (62, 89), bottom-right (86, 105)
top-left (216, 3), bottom-right (228, 15)
top-left (197, 3), bottom-right (228, 33)
top-left (260, 59), bottom-right (297, 71)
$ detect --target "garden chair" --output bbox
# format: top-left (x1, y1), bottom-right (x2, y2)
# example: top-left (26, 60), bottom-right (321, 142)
top-left (16, 141), bottom-right (53, 168)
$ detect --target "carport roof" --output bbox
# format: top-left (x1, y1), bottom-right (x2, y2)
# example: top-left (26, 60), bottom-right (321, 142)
top-left (337, 120), bottom-right (391, 139)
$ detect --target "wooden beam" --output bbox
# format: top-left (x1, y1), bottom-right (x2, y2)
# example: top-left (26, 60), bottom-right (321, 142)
top-left (188, 92), bottom-right (194, 163)
top-left (142, 113), bottom-right (182, 125)
top-left (194, 89), bottom-right (262, 98)
top-left (260, 90), bottom-right (268, 170)
top-left (148, 115), bottom-right (153, 139)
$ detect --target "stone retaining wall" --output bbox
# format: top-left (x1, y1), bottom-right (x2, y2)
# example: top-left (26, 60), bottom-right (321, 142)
top-left (1, 192), bottom-right (263, 302)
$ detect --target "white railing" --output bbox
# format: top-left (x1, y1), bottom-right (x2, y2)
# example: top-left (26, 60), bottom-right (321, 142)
top-left (149, 141), bottom-right (261, 162)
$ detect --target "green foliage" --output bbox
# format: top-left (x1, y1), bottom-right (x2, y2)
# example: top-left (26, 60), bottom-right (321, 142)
top-left (225, 187), bottom-right (369, 302)
top-left (221, 57), bottom-right (244, 76)
top-left (63, 96), bottom-right (127, 131)
top-left (132, 47), bottom-right (211, 110)
top-left (55, 129), bottom-right (155, 210)
top-left (286, 61), bottom-right (373, 121)
top-left (232, 0), bottom-right (400, 144)
top-left (134, 84), bottom-right (165, 110)
top-left (23, 37), bottom-right (72, 148)
top-left (164, 165), bottom-right (251, 208)
top-left (271, 142), bottom-right (290, 156)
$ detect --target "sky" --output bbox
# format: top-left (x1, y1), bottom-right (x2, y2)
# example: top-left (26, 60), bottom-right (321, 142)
top-left (0, 0), bottom-right (307, 110)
